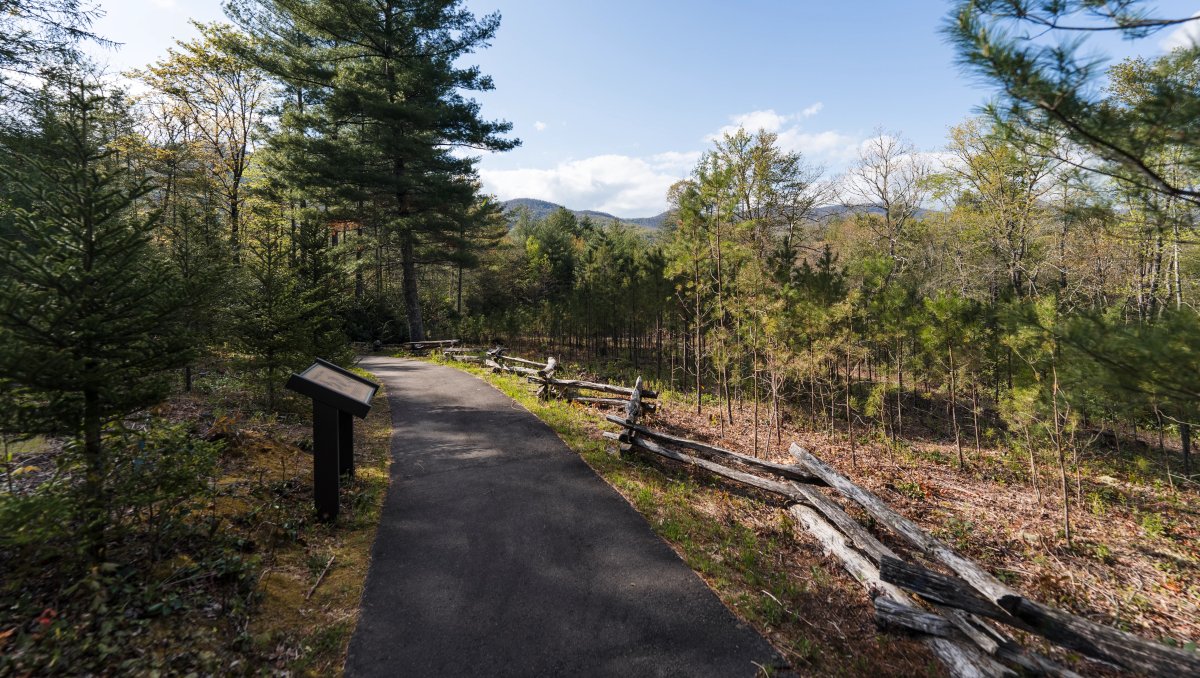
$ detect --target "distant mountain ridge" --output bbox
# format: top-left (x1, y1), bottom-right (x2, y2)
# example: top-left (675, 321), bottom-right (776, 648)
top-left (500, 198), bottom-right (670, 230)
top-left (499, 198), bottom-right (930, 232)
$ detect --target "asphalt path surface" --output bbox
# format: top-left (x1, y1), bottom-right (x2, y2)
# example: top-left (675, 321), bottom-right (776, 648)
top-left (345, 357), bottom-right (783, 677)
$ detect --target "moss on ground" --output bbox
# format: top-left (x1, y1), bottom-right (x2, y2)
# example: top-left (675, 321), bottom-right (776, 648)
top-left (239, 375), bottom-right (391, 675)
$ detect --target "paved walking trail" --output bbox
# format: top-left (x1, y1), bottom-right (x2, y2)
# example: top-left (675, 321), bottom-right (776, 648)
top-left (345, 357), bottom-right (782, 677)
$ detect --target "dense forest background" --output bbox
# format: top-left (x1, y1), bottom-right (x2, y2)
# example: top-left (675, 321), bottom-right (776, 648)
top-left (0, 0), bottom-right (1197, 670)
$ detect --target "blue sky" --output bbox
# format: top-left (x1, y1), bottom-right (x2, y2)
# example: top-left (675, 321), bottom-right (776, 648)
top-left (90, 0), bottom-right (1200, 217)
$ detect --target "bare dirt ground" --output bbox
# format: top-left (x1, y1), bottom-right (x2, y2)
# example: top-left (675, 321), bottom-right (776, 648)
top-left (650, 397), bottom-right (1199, 654)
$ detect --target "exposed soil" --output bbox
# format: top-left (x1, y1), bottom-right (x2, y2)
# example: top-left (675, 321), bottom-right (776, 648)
top-left (647, 396), bottom-right (1200, 661)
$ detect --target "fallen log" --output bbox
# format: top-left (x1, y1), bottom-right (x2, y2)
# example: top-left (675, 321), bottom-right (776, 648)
top-left (788, 505), bottom-right (905, 600)
top-left (499, 354), bottom-right (547, 368)
top-left (791, 485), bottom-right (1070, 675)
top-left (937, 607), bottom-right (1081, 678)
top-left (625, 376), bottom-right (644, 423)
top-left (907, 575), bottom-right (1086, 676)
top-left (874, 596), bottom-right (955, 638)
top-left (606, 416), bottom-right (821, 485)
top-left (607, 428), bottom-right (1029, 676)
top-left (496, 363), bottom-right (540, 377)
top-left (791, 443), bottom-right (1200, 676)
top-left (405, 339), bottom-right (458, 350)
top-left (788, 481), bottom-right (892, 561)
top-left (879, 556), bottom-right (1018, 624)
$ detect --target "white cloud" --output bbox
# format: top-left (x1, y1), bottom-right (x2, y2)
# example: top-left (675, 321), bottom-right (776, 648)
top-left (729, 109), bottom-right (792, 132)
top-left (777, 128), bottom-right (862, 166)
top-left (648, 150), bottom-right (702, 172)
top-left (533, 120), bottom-right (547, 132)
top-left (148, 0), bottom-right (177, 8)
top-left (1160, 12), bottom-right (1200, 52)
top-left (709, 109), bottom-right (793, 140)
top-left (707, 108), bottom-right (866, 168)
top-left (481, 154), bottom-right (689, 217)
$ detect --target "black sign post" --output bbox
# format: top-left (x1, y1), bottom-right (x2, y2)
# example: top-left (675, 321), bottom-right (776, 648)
top-left (285, 359), bottom-right (379, 521)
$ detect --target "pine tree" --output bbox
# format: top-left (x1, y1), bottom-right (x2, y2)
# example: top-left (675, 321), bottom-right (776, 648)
top-left (0, 1), bottom-right (104, 97)
top-left (0, 75), bottom-right (190, 559)
top-left (227, 0), bottom-right (518, 341)
top-left (947, 1), bottom-right (1200, 207)
top-left (232, 196), bottom-right (323, 410)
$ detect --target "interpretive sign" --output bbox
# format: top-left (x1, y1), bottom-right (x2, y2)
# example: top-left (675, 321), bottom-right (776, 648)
top-left (287, 359), bottom-right (378, 418)
top-left (285, 359), bottom-right (379, 521)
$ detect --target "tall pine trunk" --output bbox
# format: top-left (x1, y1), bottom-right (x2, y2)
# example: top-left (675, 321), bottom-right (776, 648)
top-left (400, 231), bottom-right (425, 341)
top-left (82, 387), bottom-right (106, 562)
top-left (1052, 366), bottom-right (1071, 546)
top-left (949, 345), bottom-right (963, 469)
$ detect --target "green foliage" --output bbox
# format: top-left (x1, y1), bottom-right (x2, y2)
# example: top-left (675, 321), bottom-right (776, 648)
top-left (0, 420), bottom-right (252, 676)
top-left (947, 1), bottom-right (1200, 208)
top-left (0, 73), bottom-right (192, 557)
top-left (1140, 511), bottom-right (1166, 538)
top-left (0, 1), bottom-right (102, 98)
top-left (0, 76), bottom-right (190, 430)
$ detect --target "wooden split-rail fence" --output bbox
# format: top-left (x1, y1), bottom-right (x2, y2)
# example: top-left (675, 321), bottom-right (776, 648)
top-left (442, 348), bottom-right (659, 411)
top-left (600, 401), bottom-right (1198, 678)
top-left (352, 338), bottom-right (462, 354)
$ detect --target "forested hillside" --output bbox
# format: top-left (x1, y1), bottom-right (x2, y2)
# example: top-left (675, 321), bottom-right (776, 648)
top-left (500, 197), bottom-right (670, 230)
top-left (0, 0), bottom-right (1197, 673)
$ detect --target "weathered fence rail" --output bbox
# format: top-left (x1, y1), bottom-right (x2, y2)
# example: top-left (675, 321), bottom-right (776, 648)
top-left (403, 339), bottom-right (459, 352)
top-left (461, 348), bottom-right (658, 410)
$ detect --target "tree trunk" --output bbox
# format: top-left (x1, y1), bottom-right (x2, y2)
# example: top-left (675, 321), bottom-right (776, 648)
top-left (949, 345), bottom-right (963, 469)
top-left (752, 325), bottom-right (760, 457)
top-left (1052, 366), bottom-right (1071, 547)
top-left (400, 231), bottom-right (425, 341)
top-left (895, 342), bottom-right (904, 438)
top-left (846, 349), bottom-right (856, 469)
top-left (971, 381), bottom-right (981, 454)
top-left (456, 261), bottom-right (463, 316)
top-left (1182, 421), bottom-right (1192, 478)
top-left (1025, 426), bottom-right (1042, 506)
top-left (82, 388), bottom-right (106, 562)
top-left (694, 297), bottom-right (702, 415)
